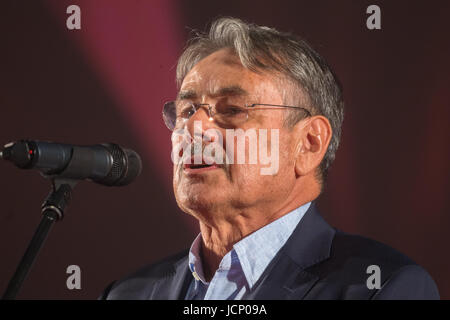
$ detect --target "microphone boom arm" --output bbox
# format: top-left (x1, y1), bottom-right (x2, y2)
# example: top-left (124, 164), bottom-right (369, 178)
top-left (2, 178), bottom-right (78, 300)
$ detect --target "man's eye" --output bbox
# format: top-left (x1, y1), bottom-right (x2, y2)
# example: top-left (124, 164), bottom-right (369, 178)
top-left (178, 108), bottom-right (195, 118)
top-left (221, 106), bottom-right (245, 115)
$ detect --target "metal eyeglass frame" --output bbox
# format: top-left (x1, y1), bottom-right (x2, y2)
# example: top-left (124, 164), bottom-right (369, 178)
top-left (162, 101), bottom-right (312, 131)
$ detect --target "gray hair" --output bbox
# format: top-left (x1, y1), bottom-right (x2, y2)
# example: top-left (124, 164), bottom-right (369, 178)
top-left (176, 17), bottom-right (344, 183)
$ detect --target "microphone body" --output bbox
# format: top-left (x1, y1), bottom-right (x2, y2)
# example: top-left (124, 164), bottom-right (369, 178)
top-left (1, 140), bottom-right (142, 186)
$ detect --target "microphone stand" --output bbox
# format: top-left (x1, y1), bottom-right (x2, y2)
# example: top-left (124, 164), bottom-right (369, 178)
top-left (2, 178), bottom-right (78, 300)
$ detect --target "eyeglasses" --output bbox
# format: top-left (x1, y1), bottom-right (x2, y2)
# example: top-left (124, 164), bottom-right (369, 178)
top-left (162, 100), bottom-right (311, 131)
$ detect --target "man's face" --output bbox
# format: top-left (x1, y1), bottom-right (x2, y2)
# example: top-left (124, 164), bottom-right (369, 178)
top-left (172, 48), bottom-right (301, 222)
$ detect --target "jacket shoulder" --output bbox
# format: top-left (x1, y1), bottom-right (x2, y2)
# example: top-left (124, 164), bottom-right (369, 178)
top-left (99, 249), bottom-right (189, 300)
top-left (332, 230), bottom-right (416, 267)
top-left (305, 230), bottom-right (439, 299)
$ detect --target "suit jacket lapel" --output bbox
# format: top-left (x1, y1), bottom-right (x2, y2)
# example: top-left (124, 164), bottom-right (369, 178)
top-left (243, 203), bottom-right (335, 300)
top-left (148, 254), bottom-right (192, 299)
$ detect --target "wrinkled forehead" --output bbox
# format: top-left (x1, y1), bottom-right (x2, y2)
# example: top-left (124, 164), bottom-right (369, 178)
top-left (178, 49), bottom-right (285, 103)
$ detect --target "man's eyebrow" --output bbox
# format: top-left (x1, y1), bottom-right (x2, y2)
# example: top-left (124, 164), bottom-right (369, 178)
top-left (177, 86), bottom-right (248, 100)
top-left (212, 85), bottom-right (248, 97)
top-left (177, 90), bottom-right (197, 100)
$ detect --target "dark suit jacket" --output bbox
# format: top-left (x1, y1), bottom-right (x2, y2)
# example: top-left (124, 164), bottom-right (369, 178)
top-left (100, 203), bottom-right (440, 300)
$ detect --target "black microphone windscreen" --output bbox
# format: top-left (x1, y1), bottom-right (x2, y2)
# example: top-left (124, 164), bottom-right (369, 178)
top-left (118, 149), bottom-right (142, 186)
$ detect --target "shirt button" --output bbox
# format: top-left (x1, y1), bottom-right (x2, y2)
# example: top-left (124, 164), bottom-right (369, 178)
top-left (192, 271), bottom-right (201, 281)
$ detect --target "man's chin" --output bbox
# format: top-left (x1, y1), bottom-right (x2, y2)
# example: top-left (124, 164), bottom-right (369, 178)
top-left (176, 186), bottom-right (227, 212)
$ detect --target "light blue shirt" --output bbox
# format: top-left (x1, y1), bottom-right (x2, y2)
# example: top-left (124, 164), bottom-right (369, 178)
top-left (185, 202), bottom-right (311, 300)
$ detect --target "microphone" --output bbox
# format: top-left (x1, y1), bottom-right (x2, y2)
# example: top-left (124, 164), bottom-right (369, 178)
top-left (0, 140), bottom-right (142, 186)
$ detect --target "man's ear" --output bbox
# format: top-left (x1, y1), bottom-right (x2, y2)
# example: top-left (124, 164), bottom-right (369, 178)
top-left (294, 116), bottom-right (332, 177)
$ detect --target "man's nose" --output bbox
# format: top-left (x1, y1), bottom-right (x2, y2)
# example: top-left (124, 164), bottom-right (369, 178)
top-left (185, 106), bottom-right (216, 137)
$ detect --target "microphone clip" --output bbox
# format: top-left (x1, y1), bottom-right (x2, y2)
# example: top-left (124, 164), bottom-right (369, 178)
top-left (41, 178), bottom-right (78, 221)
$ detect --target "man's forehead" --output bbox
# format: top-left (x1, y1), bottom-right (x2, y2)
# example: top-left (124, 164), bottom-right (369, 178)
top-left (178, 48), bottom-right (285, 102)
top-left (180, 57), bottom-right (249, 96)
top-left (178, 68), bottom-right (279, 102)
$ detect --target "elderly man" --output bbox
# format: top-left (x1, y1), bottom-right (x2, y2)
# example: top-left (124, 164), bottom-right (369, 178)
top-left (101, 18), bottom-right (439, 300)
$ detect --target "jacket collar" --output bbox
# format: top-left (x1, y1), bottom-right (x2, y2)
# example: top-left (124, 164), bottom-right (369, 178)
top-left (283, 202), bottom-right (335, 269)
top-left (243, 202), bottom-right (335, 299)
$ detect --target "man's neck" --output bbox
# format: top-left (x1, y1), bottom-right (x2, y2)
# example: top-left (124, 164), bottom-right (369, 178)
top-left (197, 201), bottom-right (310, 282)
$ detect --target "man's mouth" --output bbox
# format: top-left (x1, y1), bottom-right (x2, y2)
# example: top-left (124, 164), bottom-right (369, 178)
top-left (183, 158), bottom-right (221, 173)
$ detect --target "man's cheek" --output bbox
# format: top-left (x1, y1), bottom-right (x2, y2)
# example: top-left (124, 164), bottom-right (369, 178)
top-left (232, 163), bottom-right (259, 185)
top-left (171, 128), bottom-right (193, 166)
top-left (258, 128), bottom-right (280, 176)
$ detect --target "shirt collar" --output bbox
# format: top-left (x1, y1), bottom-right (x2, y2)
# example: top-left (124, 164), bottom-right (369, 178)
top-left (233, 202), bottom-right (311, 288)
top-left (188, 233), bottom-right (207, 284)
top-left (188, 202), bottom-right (311, 288)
